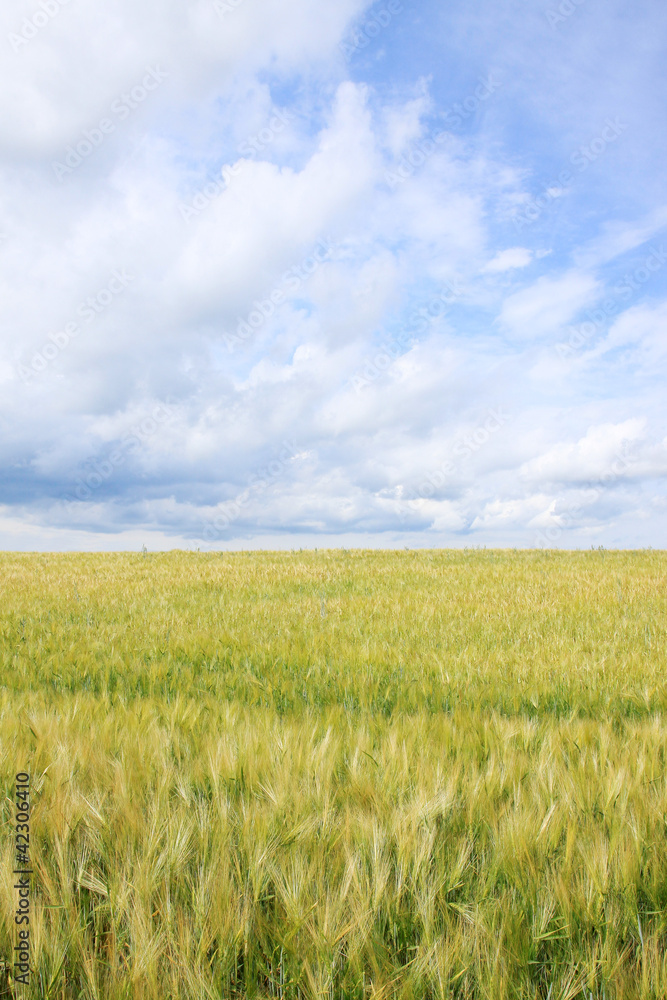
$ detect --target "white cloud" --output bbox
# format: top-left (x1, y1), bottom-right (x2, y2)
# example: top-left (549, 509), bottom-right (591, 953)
top-left (498, 271), bottom-right (601, 340)
top-left (573, 206), bottom-right (667, 269)
top-left (470, 495), bottom-right (551, 531)
top-left (483, 247), bottom-right (532, 272)
top-left (382, 88), bottom-right (432, 158)
top-left (171, 81), bottom-right (378, 315)
top-left (586, 301), bottom-right (667, 367)
top-left (0, 0), bottom-right (372, 155)
top-left (518, 420), bottom-right (646, 487)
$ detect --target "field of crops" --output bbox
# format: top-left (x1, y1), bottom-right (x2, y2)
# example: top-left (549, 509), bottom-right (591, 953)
top-left (1, 549), bottom-right (666, 999)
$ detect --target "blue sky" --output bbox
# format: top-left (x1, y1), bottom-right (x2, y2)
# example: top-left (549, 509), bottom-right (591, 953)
top-left (1, 0), bottom-right (666, 549)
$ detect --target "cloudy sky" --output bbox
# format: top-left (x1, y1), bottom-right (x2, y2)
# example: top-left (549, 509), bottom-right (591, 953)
top-left (1, 0), bottom-right (666, 550)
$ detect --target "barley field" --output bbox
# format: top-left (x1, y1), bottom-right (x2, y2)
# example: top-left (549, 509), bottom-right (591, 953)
top-left (1, 549), bottom-right (666, 1000)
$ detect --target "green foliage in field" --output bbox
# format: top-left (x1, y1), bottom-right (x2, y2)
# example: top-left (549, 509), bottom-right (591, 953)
top-left (0, 549), bottom-right (666, 999)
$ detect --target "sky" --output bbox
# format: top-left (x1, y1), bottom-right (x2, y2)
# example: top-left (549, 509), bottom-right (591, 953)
top-left (1, 0), bottom-right (666, 551)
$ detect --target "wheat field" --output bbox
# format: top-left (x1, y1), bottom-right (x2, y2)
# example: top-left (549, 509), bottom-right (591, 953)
top-left (1, 549), bottom-right (666, 999)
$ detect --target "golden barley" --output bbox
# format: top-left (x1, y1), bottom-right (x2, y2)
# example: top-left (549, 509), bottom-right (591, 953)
top-left (0, 549), bottom-right (665, 998)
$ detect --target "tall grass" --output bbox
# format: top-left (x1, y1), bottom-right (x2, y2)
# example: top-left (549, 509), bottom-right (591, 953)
top-left (0, 549), bottom-right (666, 998)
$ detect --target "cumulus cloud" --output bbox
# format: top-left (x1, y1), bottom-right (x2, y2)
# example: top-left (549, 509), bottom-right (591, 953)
top-left (518, 420), bottom-right (647, 488)
top-left (1, 0), bottom-right (666, 550)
